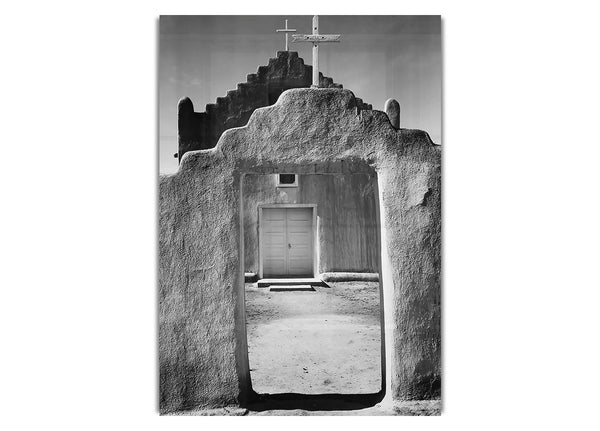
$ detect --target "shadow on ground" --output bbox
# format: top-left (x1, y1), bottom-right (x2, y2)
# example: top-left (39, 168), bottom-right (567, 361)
top-left (244, 390), bottom-right (384, 412)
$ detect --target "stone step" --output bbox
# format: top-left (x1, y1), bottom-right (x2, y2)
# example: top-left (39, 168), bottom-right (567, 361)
top-left (257, 278), bottom-right (328, 288)
top-left (269, 284), bottom-right (315, 292)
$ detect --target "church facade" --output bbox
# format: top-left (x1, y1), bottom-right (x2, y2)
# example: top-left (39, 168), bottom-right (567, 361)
top-left (243, 172), bottom-right (379, 278)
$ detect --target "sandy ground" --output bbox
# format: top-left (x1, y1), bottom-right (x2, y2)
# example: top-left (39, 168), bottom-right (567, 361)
top-left (245, 281), bottom-right (382, 395)
top-left (174, 400), bottom-right (442, 416)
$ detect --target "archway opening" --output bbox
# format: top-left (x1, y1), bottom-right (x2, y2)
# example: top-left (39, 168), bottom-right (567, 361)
top-left (240, 169), bottom-right (385, 409)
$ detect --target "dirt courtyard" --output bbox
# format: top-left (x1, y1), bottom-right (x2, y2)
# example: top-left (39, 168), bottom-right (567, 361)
top-left (245, 281), bottom-right (382, 395)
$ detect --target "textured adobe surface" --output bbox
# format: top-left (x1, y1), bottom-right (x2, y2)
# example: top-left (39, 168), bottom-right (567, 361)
top-left (159, 88), bottom-right (441, 414)
top-left (177, 51), bottom-right (372, 161)
top-left (384, 98), bottom-right (400, 129)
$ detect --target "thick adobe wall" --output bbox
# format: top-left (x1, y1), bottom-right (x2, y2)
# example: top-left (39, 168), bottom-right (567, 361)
top-left (159, 88), bottom-right (440, 413)
top-left (177, 51), bottom-right (373, 161)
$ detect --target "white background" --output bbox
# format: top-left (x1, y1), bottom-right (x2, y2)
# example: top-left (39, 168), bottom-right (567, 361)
top-left (1, 1), bottom-right (599, 430)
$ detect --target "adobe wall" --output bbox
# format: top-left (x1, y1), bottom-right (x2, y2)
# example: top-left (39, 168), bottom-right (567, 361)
top-left (242, 173), bottom-right (380, 274)
top-left (178, 51), bottom-right (372, 161)
top-left (159, 88), bottom-right (441, 413)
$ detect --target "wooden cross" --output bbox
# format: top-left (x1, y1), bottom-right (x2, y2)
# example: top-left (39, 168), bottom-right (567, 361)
top-left (276, 19), bottom-right (296, 51)
top-left (292, 15), bottom-right (341, 88)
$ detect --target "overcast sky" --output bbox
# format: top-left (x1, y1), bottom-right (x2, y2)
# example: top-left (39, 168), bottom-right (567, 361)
top-left (159, 15), bottom-right (441, 174)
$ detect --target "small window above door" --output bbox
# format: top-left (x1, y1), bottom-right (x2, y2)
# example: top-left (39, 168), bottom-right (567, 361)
top-left (276, 174), bottom-right (298, 187)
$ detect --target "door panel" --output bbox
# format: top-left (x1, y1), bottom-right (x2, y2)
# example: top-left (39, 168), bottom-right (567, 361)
top-left (263, 208), bottom-right (287, 276)
top-left (286, 208), bottom-right (313, 276)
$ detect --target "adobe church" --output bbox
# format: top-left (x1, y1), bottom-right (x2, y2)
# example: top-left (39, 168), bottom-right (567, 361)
top-left (160, 17), bottom-right (441, 414)
top-left (178, 48), bottom-right (380, 280)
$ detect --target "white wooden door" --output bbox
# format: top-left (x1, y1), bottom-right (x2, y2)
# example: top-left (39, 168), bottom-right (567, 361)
top-left (262, 207), bottom-right (313, 277)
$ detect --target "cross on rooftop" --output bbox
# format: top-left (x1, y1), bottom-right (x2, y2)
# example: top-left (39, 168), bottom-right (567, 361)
top-left (275, 19), bottom-right (296, 51)
top-left (292, 15), bottom-right (341, 88)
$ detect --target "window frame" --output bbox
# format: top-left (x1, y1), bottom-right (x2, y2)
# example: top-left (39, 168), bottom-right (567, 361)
top-left (276, 173), bottom-right (298, 188)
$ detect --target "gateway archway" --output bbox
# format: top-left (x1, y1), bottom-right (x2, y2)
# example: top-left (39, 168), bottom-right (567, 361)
top-left (159, 89), bottom-right (441, 413)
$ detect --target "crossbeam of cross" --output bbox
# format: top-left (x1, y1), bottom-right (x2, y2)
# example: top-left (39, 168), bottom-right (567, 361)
top-left (291, 15), bottom-right (341, 87)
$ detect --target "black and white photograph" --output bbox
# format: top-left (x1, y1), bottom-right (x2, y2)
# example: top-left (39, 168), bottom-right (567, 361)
top-left (2, 1), bottom-right (600, 429)
top-left (158, 15), bottom-right (441, 415)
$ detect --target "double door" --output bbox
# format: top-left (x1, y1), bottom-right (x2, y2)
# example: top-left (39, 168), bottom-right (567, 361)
top-left (262, 207), bottom-right (313, 277)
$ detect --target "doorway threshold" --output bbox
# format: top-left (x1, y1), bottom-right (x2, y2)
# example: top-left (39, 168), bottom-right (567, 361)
top-left (269, 284), bottom-right (315, 292)
top-left (257, 277), bottom-right (328, 288)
